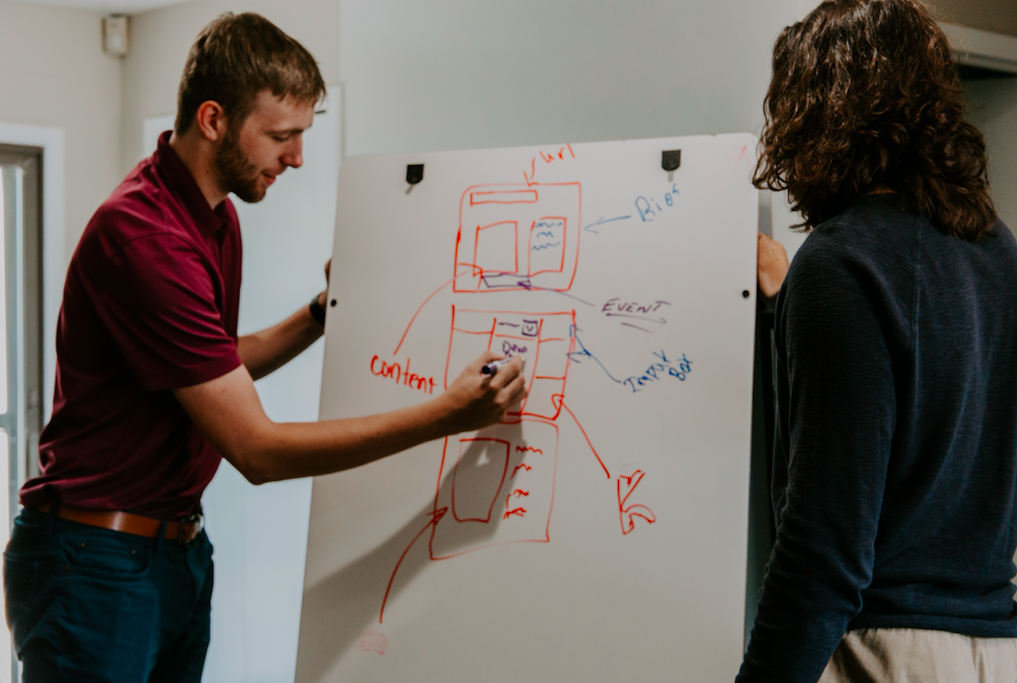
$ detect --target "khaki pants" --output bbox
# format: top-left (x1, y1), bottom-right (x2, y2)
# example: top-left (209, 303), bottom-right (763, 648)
top-left (819, 629), bottom-right (1017, 683)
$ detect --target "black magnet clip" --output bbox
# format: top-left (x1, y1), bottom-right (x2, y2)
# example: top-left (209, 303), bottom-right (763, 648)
top-left (406, 164), bottom-right (424, 194)
top-left (662, 149), bottom-right (681, 183)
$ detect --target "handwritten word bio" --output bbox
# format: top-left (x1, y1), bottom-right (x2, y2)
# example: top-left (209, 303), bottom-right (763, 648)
top-left (634, 183), bottom-right (680, 222)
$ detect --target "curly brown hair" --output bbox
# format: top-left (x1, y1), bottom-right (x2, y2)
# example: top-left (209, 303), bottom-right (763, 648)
top-left (754, 0), bottom-right (996, 240)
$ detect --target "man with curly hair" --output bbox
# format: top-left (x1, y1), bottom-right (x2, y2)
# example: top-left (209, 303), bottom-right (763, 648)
top-left (738, 1), bottom-right (1017, 681)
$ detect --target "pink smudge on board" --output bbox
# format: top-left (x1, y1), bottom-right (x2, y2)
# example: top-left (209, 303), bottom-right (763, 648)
top-left (358, 628), bottom-right (387, 655)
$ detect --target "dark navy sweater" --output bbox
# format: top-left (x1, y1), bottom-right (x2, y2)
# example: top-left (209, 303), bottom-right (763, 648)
top-left (737, 195), bottom-right (1017, 683)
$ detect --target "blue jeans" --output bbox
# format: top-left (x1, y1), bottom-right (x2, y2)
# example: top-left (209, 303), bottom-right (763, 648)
top-left (3, 507), bottom-right (214, 682)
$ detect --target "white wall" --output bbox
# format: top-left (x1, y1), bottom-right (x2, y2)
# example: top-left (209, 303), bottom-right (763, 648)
top-left (121, 0), bottom-right (340, 172)
top-left (965, 77), bottom-right (1017, 235)
top-left (340, 0), bottom-right (793, 155)
top-left (0, 1), bottom-right (121, 263)
top-left (0, 2), bottom-right (123, 431)
top-left (338, 0), bottom-right (806, 255)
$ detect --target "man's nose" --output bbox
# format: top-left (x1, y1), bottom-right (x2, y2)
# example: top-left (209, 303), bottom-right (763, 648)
top-left (284, 136), bottom-right (303, 168)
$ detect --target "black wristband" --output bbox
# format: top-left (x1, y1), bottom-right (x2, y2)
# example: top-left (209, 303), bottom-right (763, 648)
top-left (309, 295), bottom-right (326, 326)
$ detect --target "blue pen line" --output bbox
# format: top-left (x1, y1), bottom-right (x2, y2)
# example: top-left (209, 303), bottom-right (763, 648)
top-left (567, 326), bottom-right (622, 383)
top-left (514, 281), bottom-right (595, 307)
top-left (531, 242), bottom-right (562, 251)
top-left (583, 214), bottom-right (632, 234)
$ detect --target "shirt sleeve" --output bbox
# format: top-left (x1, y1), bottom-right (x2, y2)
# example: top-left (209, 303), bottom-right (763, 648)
top-left (736, 229), bottom-right (908, 682)
top-left (84, 230), bottom-right (242, 392)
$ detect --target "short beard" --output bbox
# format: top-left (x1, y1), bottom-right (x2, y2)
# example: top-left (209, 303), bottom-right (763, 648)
top-left (214, 127), bottom-right (264, 203)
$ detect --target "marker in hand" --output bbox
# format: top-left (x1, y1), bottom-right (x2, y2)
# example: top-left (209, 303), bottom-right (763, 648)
top-left (481, 356), bottom-right (518, 376)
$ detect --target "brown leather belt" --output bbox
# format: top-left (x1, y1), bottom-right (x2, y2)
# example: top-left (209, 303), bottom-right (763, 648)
top-left (36, 502), bottom-right (204, 543)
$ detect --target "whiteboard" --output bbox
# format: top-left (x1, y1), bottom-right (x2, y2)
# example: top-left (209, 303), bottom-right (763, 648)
top-left (297, 134), bottom-right (759, 683)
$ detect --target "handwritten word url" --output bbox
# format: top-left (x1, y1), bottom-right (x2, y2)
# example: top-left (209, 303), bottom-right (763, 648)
top-left (623, 350), bottom-right (692, 393)
top-left (370, 356), bottom-right (436, 394)
top-left (523, 144), bottom-right (575, 185)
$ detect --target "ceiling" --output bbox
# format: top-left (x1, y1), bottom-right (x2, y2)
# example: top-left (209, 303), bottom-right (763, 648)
top-left (3, 0), bottom-right (191, 15)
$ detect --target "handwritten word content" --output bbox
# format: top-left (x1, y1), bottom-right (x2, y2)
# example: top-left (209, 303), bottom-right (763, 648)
top-left (634, 183), bottom-right (680, 222)
top-left (370, 356), bottom-right (436, 394)
top-left (623, 350), bottom-right (692, 393)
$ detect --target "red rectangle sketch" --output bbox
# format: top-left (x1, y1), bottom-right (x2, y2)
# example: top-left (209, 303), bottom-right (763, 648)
top-left (473, 221), bottom-right (518, 277)
top-left (451, 438), bottom-right (510, 523)
top-left (444, 307), bottom-right (575, 421)
top-left (454, 183), bottom-right (581, 293)
top-left (431, 419), bottom-right (559, 559)
top-left (469, 189), bottom-right (539, 205)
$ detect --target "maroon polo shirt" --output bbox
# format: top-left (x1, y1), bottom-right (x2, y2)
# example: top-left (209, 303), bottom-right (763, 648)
top-left (20, 131), bottom-right (243, 519)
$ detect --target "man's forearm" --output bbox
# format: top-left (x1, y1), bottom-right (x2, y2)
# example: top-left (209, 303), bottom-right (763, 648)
top-left (238, 294), bottom-right (324, 380)
top-left (174, 357), bottom-right (527, 485)
top-left (237, 397), bottom-right (455, 483)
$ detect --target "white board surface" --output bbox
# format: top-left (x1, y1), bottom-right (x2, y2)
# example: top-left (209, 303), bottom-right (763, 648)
top-left (298, 134), bottom-right (759, 683)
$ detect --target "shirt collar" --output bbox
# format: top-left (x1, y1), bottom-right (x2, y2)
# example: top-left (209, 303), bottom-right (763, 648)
top-left (153, 130), bottom-right (235, 236)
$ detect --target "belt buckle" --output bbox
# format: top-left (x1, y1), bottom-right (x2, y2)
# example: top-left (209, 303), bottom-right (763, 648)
top-left (176, 512), bottom-right (204, 544)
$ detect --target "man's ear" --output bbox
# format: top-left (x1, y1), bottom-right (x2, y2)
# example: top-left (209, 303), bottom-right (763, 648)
top-left (194, 100), bottom-right (227, 142)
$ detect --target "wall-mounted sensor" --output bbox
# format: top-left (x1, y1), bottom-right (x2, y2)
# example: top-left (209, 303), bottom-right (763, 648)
top-left (406, 164), bottom-right (424, 194)
top-left (662, 150), bottom-right (681, 183)
top-left (103, 15), bottom-right (130, 57)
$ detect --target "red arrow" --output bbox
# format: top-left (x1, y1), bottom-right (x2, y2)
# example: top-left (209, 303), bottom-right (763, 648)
top-left (379, 507), bottom-right (447, 623)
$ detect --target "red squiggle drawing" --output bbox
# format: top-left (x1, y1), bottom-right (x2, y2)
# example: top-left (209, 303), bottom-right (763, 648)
top-left (505, 490), bottom-right (530, 510)
top-left (515, 446), bottom-right (543, 455)
top-left (503, 508), bottom-right (527, 519)
top-left (511, 464), bottom-right (532, 478)
top-left (617, 470), bottom-right (657, 535)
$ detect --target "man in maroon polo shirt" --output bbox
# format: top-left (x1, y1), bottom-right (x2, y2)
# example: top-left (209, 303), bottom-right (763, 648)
top-left (3, 13), bottom-right (525, 682)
